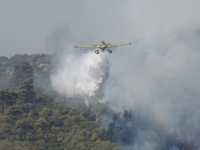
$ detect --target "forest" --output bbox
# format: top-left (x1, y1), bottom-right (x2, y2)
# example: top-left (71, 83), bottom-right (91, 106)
top-left (0, 56), bottom-right (121, 150)
top-left (0, 54), bottom-right (199, 150)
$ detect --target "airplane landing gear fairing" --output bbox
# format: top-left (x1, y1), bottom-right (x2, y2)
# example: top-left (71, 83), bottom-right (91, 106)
top-left (107, 49), bottom-right (112, 54)
top-left (94, 50), bottom-right (99, 54)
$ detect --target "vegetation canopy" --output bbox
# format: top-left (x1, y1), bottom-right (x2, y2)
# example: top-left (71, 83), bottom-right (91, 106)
top-left (0, 54), bottom-right (198, 150)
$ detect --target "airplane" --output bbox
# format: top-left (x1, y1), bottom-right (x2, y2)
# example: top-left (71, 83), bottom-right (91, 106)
top-left (74, 39), bottom-right (131, 54)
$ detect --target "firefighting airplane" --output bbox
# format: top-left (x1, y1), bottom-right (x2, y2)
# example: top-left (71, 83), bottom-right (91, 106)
top-left (74, 39), bottom-right (131, 54)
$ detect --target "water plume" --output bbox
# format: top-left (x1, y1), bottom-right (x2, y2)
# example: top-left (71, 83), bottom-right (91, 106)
top-left (50, 50), bottom-right (110, 105)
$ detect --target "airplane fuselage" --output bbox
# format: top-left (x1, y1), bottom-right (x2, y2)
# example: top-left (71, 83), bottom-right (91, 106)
top-left (100, 41), bottom-right (107, 50)
top-left (100, 44), bottom-right (107, 50)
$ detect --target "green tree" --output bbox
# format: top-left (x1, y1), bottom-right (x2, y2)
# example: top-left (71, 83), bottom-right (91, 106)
top-left (9, 91), bottom-right (19, 106)
top-left (0, 88), bottom-right (11, 113)
top-left (19, 78), bottom-right (35, 111)
top-left (6, 106), bottom-right (24, 123)
top-left (10, 60), bottom-right (34, 87)
top-left (7, 106), bottom-right (23, 116)
top-left (15, 119), bottom-right (33, 140)
top-left (39, 106), bottom-right (52, 121)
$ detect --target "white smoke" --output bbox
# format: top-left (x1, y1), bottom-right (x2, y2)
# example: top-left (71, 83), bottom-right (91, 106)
top-left (50, 50), bottom-right (110, 105)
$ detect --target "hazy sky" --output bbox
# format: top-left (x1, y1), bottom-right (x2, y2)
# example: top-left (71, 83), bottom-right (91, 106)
top-left (1, 0), bottom-right (200, 57)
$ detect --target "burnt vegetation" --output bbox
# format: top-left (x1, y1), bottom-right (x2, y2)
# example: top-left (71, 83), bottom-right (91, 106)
top-left (107, 110), bottom-right (149, 145)
top-left (107, 109), bottom-right (199, 150)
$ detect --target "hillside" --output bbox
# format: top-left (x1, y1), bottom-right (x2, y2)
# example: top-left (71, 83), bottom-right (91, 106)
top-left (0, 55), bottom-right (122, 149)
top-left (0, 54), bottom-right (53, 89)
top-left (0, 79), bottom-right (121, 150)
top-left (0, 52), bottom-right (199, 150)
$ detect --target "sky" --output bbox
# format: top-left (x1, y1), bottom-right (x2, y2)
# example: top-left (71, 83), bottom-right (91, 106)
top-left (1, 0), bottom-right (200, 57)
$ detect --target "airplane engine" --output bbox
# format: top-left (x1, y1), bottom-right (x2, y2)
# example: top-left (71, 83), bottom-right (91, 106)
top-left (94, 50), bottom-right (99, 54)
top-left (107, 49), bottom-right (112, 54)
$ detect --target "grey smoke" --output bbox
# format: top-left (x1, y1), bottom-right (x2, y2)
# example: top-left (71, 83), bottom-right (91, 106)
top-left (169, 146), bottom-right (179, 150)
top-left (49, 26), bottom-right (200, 149)
top-left (102, 29), bottom-right (200, 149)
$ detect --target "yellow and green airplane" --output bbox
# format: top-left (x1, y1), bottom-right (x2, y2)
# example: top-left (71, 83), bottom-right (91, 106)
top-left (74, 39), bottom-right (131, 54)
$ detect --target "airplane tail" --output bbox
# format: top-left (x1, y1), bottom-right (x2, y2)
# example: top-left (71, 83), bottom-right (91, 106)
top-left (91, 42), bottom-right (98, 46)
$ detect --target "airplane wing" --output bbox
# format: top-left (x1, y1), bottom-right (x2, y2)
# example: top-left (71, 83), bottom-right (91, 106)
top-left (74, 46), bottom-right (100, 48)
top-left (107, 43), bottom-right (131, 48)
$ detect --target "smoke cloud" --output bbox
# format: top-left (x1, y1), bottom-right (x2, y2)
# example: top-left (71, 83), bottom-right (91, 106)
top-left (102, 29), bottom-right (200, 149)
top-left (50, 28), bottom-right (200, 149)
